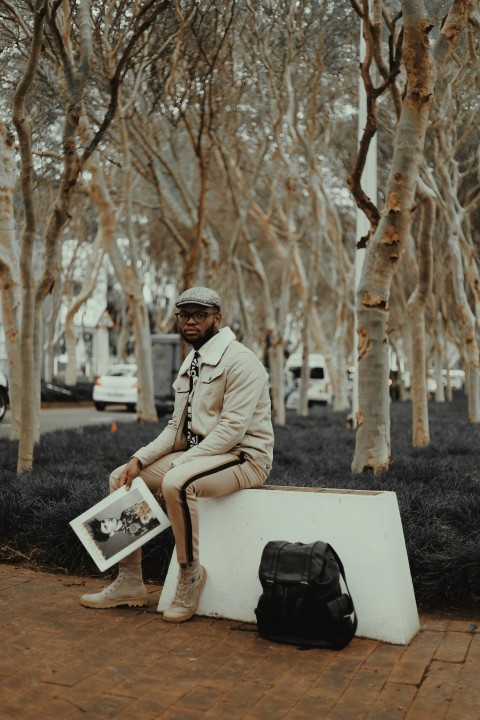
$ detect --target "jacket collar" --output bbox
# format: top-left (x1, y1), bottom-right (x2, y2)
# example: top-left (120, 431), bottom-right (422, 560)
top-left (179, 327), bottom-right (236, 375)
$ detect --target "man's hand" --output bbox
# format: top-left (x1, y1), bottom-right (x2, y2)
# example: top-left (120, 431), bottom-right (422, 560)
top-left (119, 457), bottom-right (142, 490)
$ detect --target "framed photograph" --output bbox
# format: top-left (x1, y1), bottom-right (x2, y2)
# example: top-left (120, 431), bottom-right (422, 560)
top-left (70, 477), bottom-right (171, 572)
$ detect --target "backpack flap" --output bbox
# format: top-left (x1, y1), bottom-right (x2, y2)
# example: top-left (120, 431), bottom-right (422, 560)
top-left (259, 540), bottom-right (340, 599)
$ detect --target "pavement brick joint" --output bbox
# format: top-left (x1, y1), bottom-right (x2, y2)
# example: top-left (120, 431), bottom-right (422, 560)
top-left (0, 565), bottom-right (478, 719)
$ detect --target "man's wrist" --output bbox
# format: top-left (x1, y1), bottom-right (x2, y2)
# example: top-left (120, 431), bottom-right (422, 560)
top-left (131, 456), bottom-right (142, 470)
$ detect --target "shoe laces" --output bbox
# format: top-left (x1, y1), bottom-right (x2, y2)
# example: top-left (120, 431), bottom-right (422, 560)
top-left (104, 574), bottom-right (124, 596)
top-left (173, 566), bottom-right (199, 605)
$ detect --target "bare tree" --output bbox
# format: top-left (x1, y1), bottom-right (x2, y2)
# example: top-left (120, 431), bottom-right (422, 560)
top-left (0, 123), bottom-right (21, 438)
top-left (2, 0), bottom-right (168, 470)
top-left (407, 180), bottom-right (435, 446)
top-left (351, 0), bottom-right (475, 474)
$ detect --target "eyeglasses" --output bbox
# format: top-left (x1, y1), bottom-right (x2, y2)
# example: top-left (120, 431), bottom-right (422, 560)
top-left (175, 311), bottom-right (218, 324)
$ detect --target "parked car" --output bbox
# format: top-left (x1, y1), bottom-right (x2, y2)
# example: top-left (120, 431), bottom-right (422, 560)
top-left (444, 368), bottom-right (465, 391)
top-left (285, 353), bottom-right (333, 409)
top-left (427, 368), bottom-right (465, 396)
top-left (0, 371), bottom-right (8, 422)
top-left (426, 371), bottom-right (437, 396)
top-left (92, 364), bottom-right (137, 412)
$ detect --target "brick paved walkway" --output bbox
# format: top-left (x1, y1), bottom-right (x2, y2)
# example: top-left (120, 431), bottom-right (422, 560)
top-left (0, 564), bottom-right (478, 719)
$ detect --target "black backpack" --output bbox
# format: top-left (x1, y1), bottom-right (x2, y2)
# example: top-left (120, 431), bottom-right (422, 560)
top-left (255, 540), bottom-right (358, 649)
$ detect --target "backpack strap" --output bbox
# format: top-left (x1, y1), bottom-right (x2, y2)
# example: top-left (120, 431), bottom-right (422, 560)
top-left (301, 541), bottom-right (319, 586)
top-left (259, 542), bottom-right (290, 633)
top-left (292, 541), bottom-right (320, 618)
top-left (264, 541), bottom-right (289, 598)
top-left (326, 544), bottom-right (358, 636)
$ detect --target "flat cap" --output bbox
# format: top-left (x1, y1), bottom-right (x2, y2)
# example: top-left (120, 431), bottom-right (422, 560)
top-left (175, 286), bottom-right (221, 308)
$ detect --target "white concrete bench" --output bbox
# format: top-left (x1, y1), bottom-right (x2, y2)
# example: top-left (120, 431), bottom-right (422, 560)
top-left (157, 485), bottom-right (420, 645)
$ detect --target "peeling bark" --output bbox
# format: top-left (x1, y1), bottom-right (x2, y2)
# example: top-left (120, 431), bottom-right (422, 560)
top-left (407, 182), bottom-right (435, 446)
top-left (13, 2), bottom-right (46, 472)
top-left (86, 155), bottom-right (156, 423)
top-left (0, 124), bottom-right (21, 439)
top-left (352, 0), bottom-right (474, 473)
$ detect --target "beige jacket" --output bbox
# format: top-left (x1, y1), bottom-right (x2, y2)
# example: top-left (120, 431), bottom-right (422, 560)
top-left (134, 328), bottom-right (274, 475)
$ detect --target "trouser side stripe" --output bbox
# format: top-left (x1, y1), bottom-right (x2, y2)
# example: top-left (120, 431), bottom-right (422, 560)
top-left (180, 455), bottom-right (245, 562)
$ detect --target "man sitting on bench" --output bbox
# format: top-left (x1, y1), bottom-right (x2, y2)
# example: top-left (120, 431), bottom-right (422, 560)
top-left (81, 286), bottom-right (274, 623)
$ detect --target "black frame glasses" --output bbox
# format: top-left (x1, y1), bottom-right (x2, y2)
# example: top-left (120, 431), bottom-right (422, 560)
top-left (175, 311), bottom-right (218, 324)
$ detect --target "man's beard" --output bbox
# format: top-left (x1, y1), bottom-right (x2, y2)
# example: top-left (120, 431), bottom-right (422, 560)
top-left (181, 321), bottom-right (218, 348)
top-left (200, 322), bottom-right (217, 345)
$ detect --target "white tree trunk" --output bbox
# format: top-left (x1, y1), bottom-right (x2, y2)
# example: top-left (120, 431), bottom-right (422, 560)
top-left (352, 0), bottom-right (473, 472)
top-left (13, 9), bottom-right (46, 472)
top-left (64, 231), bottom-right (104, 386)
top-left (268, 342), bottom-right (286, 427)
top-left (43, 280), bottom-right (63, 384)
top-left (353, 5), bottom-right (433, 472)
top-left (433, 342), bottom-right (446, 404)
top-left (298, 321), bottom-right (310, 418)
top-left (409, 305), bottom-right (430, 442)
top-left (87, 159), bottom-right (157, 422)
top-left (0, 124), bottom-right (22, 439)
top-left (448, 233), bottom-right (480, 421)
top-left (407, 186), bottom-right (435, 445)
top-left (331, 338), bottom-right (350, 412)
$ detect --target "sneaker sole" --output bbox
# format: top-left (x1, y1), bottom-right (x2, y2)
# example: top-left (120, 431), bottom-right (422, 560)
top-left (80, 596), bottom-right (149, 609)
top-left (162, 566), bottom-right (207, 623)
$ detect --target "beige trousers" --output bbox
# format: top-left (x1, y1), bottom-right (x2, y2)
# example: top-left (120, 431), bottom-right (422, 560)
top-left (110, 452), bottom-right (267, 565)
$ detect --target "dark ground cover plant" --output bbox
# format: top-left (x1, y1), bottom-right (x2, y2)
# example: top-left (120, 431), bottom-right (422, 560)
top-left (0, 393), bottom-right (479, 613)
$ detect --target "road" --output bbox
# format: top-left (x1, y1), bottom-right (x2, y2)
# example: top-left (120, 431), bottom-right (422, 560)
top-left (0, 405), bottom-right (139, 439)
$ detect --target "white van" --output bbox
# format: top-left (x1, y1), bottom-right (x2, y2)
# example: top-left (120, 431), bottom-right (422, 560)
top-left (285, 353), bottom-right (333, 409)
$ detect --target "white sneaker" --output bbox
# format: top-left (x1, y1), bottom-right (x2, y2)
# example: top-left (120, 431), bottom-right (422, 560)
top-left (162, 560), bottom-right (207, 623)
top-left (81, 564), bottom-right (148, 609)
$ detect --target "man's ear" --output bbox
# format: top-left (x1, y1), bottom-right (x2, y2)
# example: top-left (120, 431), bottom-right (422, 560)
top-left (214, 312), bottom-right (222, 328)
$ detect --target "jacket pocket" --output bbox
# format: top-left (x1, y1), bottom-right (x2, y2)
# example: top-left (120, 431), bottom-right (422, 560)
top-left (198, 366), bottom-right (226, 404)
top-left (172, 377), bottom-right (190, 414)
top-left (173, 376), bottom-right (190, 394)
top-left (200, 366), bottom-right (225, 384)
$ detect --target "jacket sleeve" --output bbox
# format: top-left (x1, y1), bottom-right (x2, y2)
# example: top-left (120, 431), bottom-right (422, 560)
top-left (171, 351), bottom-right (267, 466)
top-left (132, 419), bottom-right (178, 467)
top-left (132, 372), bottom-right (190, 467)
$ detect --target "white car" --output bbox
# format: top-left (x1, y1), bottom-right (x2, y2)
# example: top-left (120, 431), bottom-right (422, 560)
top-left (92, 364), bottom-right (137, 412)
top-left (427, 368), bottom-right (465, 395)
top-left (444, 368), bottom-right (465, 391)
top-left (0, 371), bottom-right (8, 422)
top-left (285, 353), bottom-right (333, 409)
